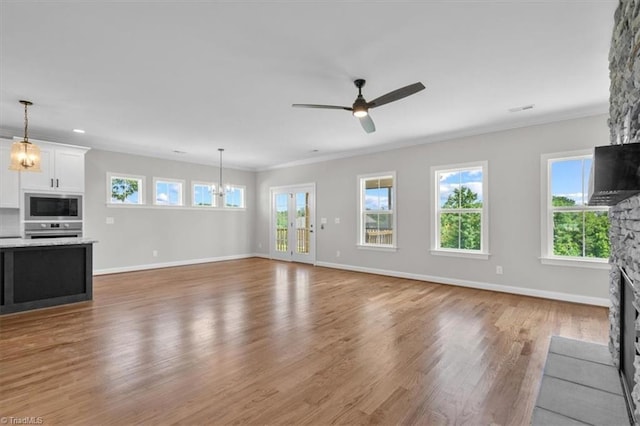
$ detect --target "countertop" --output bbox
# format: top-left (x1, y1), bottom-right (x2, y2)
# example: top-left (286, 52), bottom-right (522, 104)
top-left (0, 237), bottom-right (98, 248)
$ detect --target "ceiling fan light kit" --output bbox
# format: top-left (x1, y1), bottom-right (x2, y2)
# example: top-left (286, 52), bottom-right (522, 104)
top-left (292, 78), bottom-right (425, 133)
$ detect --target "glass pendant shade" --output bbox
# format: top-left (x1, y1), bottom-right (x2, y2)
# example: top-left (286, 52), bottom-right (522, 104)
top-left (9, 100), bottom-right (41, 172)
top-left (9, 140), bottom-right (41, 171)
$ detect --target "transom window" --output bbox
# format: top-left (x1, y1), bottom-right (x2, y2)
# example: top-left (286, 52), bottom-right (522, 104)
top-left (432, 162), bottom-right (488, 257)
top-left (108, 173), bottom-right (145, 204)
top-left (153, 177), bottom-right (184, 206)
top-left (358, 172), bottom-right (396, 248)
top-left (542, 152), bottom-right (610, 264)
top-left (224, 185), bottom-right (245, 208)
top-left (193, 181), bottom-right (216, 207)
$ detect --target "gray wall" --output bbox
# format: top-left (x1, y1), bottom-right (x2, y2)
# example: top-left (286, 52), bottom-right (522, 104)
top-left (85, 149), bottom-right (256, 272)
top-left (255, 114), bottom-right (610, 303)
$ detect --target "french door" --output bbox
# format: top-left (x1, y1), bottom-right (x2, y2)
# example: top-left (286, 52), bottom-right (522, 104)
top-left (270, 184), bottom-right (315, 264)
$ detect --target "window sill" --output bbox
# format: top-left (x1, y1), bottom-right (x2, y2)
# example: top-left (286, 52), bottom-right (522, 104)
top-left (430, 249), bottom-right (490, 260)
top-left (106, 203), bottom-right (246, 211)
top-left (357, 244), bottom-right (398, 252)
top-left (539, 257), bottom-right (610, 270)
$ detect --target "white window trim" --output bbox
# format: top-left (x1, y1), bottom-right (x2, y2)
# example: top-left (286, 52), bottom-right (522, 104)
top-left (430, 161), bottom-right (489, 259)
top-left (153, 177), bottom-right (185, 206)
top-left (540, 150), bottom-right (610, 268)
top-left (224, 184), bottom-right (246, 209)
top-left (357, 171), bottom-right (397, 250)
top-left (192, 180), bottom-right (218, 208)
top-left (106, 172), bottom-right (146, 205)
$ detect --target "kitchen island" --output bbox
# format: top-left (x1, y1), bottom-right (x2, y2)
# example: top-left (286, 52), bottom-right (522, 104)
top-left (0, 237), bottom-right (96, 315)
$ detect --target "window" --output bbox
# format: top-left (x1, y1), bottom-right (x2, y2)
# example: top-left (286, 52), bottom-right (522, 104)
top-left (192, 181), bottom-right (216, 207)
top-left (108, 173), bottom-right (145, 204)
top-left (432, 162), bottom-right (488, 258)
top-left (541, 151), bottom-right (610, 265)
top-left (153, 178), bottom-right (184, 206)
top-left (224, 185), bottom-right (245, 208)
top-left (358, 172), bottom-right (396, 248)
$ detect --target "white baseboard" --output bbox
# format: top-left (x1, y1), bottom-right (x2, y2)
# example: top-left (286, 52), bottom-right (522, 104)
top-left (252, 252), bottom-right (271, 259)
top-left (93, 253), bottom-right (256, 276)
top-left (315, 261), bottom-right (610, 307)
top-left (93, 256), bottom-right (609, 307)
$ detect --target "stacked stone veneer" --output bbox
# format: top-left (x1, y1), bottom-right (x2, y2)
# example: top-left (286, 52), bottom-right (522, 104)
top-left (608, 0), bottom-right (640, 420)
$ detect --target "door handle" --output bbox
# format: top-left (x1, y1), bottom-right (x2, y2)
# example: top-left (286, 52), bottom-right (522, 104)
top-left (51, 178), bottom-right (54, 187)
top-left (56, 179), bottom-right (59, 188)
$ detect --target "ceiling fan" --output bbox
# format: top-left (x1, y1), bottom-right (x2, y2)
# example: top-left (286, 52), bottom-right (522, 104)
top-left (292, 79), bottom-right (425, 133)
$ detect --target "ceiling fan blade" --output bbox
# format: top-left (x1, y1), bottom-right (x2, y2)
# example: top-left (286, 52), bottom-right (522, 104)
top-left (359, 114), bottom-right (376, 133)
top-left (292, 104), bottom-right (352, 111)
top-left (368, 82), bottom-right (426, 109)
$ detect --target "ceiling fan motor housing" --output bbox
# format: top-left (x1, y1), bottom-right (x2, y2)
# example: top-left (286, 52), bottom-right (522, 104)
top-left (352, 96), bottom-right (369, 117)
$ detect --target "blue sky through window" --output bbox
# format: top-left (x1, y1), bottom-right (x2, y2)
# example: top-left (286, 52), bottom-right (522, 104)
top-left (225, 187), bottom-right (244, 207)
top-left (438, 168), bottom-right (483, 207)
top-left (194, 184), bottom-right (213, 206)
top-left (365, 187), bottom-right (390, 210)
top-left (156, 181), bottom-right (181, 205)
top-left (551, 158), bottom-right (591, 205)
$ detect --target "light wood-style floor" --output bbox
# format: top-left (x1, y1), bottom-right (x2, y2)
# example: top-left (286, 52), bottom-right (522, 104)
top-left (0, 258), bottom-right (608, 425)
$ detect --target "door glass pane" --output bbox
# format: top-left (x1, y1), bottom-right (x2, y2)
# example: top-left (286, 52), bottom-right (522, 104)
top-left (295, 192), bottom-right (310, 254)
top-left (275, 193), bottom-right (288, 252)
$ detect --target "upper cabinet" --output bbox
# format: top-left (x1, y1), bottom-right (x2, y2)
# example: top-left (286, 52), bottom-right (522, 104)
top-left (19, 141), bottom-right (89, 193)
top-left (0, 139), bottom-right (20, 208)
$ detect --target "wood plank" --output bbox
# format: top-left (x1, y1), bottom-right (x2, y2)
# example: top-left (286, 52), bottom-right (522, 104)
top-left (0, 258), bottom-right (609, 424)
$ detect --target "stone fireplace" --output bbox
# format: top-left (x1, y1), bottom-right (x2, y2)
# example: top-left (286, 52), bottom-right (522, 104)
top-left (608, 0), bottom-right (640, 421)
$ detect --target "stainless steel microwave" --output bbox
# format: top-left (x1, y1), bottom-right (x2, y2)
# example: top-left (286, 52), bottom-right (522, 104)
top-left (24, 193), bottom-right (83, 221)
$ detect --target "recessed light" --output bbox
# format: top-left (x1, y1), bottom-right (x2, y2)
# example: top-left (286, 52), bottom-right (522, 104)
top-left (310, 149), bottom-right (319, 153)
top-left (508, 104), bottom-right (535, 113)
top-left (72, 129), bottom-right (85, 134)
top-left (172, 150), bottom-right (187, 154)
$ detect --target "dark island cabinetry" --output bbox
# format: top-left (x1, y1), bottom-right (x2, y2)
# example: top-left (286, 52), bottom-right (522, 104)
top-left (0, 238), bottom-right (96, 315)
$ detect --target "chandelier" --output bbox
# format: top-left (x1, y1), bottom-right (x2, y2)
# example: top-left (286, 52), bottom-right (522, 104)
top-left (213, 148), bottom-right (230, 198)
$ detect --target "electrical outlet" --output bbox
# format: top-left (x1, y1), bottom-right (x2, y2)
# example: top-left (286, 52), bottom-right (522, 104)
top-left (106, 217), bottom-right (114, 225)
top-left (496, 266), bottom-right (503, 275)
top-left (258, 242), bottom-right (262, 249)
top-left (334, 217), bottom-right (340, 224)
top-left (152, 250), bottom-right (158, 257)
top-left (336, 250), bottom-right (341, 257)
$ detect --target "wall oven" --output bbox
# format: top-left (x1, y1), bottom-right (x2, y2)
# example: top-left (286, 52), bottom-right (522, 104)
top-left (24, 222), bottom-right (83, 239)
top-left (24, 193), bottom-right (83, 221)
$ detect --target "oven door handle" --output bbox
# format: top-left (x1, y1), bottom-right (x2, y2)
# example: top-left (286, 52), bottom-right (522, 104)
top-left (25, 231), bottom-right (81, 238)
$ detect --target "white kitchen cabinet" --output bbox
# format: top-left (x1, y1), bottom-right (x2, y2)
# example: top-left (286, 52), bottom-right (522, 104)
top-left (0, 139), bottom-right (20, 208)
top-left (19, 141), bottom-right (88, 193)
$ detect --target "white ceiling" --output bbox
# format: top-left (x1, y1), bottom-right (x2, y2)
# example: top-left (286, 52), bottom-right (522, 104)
top-left (0, 1), bottom-right (617, 170)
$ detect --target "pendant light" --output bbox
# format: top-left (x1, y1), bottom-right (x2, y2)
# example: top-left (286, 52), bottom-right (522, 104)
top-left (9, 100), bottom-right (41, 172)
top-left (213, 148), bottom-right (231, 199)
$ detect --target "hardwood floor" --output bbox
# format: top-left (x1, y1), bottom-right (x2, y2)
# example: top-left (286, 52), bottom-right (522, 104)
top-left (0, 258), bottom-right (608, 425)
